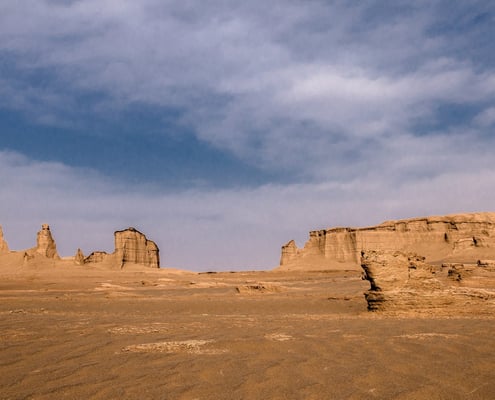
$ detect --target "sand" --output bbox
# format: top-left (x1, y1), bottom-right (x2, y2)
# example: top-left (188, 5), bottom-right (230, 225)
top-left (1, 264), bottom-right (494, 399)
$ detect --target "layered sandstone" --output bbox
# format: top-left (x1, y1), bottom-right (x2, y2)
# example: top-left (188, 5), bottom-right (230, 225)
top-left (279, 212), bottom-right (495, 271)
top-left (361, 250), bottom-right (495, 313)
top-left (0, 225), bottom-right (9, 254)
top-left (114, 227), bottom-right (159, 268)
top-left (83, 228), bottom-right (160, 268)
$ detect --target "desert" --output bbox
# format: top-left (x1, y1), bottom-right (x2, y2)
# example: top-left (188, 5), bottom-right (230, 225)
top-left (3, 3), bottom-right (495, 399)
top-left (1, 214), bottom-right (495, 399)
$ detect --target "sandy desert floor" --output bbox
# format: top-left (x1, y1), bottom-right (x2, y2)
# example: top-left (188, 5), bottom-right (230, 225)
top-left (1, 264), bottom-right (495, 400)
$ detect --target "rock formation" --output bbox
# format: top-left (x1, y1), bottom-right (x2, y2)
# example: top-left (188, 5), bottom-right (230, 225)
top-left (279, 212), bottom-right (495, 271)
top-left (32, 224), bottom-right (60, 259)
top-left (74, 248), bottom-right (85, 265)
top-left (0, 224), bottom-right (160, 269)
top-left (0, 225), bottom-right (9, 254)
top-left (82, 227), bottom-right (160, 269)
top-left (84, 251), bottom-right (109, 264)
top-left (361, 250), bottom-right (495, 313)
top-left (114, 227), bottom-right (159, 268)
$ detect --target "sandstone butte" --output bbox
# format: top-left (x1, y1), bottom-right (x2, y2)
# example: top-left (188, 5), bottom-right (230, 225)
top-left (0, 224), bottom-right (159, 269)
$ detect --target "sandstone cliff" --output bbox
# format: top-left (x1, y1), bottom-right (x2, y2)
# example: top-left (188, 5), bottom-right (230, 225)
top-left (361, 250), bottom-right (495, 313)
top-left (279, 212), bottom-right (495, 271)
top-left (0, 225), bottom-right (9, 254)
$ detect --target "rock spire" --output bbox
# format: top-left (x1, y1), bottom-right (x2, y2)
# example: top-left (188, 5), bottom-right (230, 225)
top-left (0, 225), bottom-right (9, 254)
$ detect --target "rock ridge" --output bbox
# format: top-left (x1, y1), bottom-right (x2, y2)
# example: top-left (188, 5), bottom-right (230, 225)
top-left (279, 212), bottom-right (495, 271)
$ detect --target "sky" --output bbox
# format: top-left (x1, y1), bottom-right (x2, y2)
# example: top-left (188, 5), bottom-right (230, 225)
top-left (1, 1), bottom-right (495, 270)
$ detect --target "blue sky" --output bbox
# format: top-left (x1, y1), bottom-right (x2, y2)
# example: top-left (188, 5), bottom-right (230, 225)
top-left (1, 1), bottom-right (495, 270)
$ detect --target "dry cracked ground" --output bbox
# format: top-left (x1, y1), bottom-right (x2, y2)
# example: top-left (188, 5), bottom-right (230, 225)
top-left (1, 265), bottom-right (494, 399)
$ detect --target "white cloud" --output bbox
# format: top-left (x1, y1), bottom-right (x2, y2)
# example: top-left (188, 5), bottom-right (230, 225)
top-left (2, 0), bottom-right (494, 179)
top-left (474, 106), bottom-right (495, 127)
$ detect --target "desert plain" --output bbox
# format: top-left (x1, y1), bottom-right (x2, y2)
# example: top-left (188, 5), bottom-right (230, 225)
top-left (1, 262), bottom-right (495, 400)
top-left (2, 214), bottom-right (495, 399)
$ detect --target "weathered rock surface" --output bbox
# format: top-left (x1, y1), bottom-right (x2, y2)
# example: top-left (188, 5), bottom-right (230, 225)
top-left (114, 227), bottom-right (160, 268)
top-left (279, 212), bottom-right (495, 271)
top-left (81, 228), bottom-right (160, 268)
top-left (0, 225), bottom-right (9, 254)
top-left (361, 250), bottom-right (495, 313)
top-left (84, 251), bottom-right (110, 264)
top-left (74, 248), bottom-right (85, 265)
top-left (31, 224), bottom-right (60, 259)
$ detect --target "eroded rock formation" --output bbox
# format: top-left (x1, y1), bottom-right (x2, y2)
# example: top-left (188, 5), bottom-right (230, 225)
top-left (0, 225), bottom-right (9, 254)
top-left (80, 228), bottom-right (160, 268)
top-left (32, 224), bottom-right (60, 259)
top-left (279, 212), bottom-right (495, 271)
top-left (74, 248), bottom-right (85, 265)
top-left (114, 227), bottom-right (159, 268)
top-left (361, 250), bottom-right (495, 313)
top-left (84, 251), bottom-right (110, 264)
top-left (0, 224), bottom-right (160, 269)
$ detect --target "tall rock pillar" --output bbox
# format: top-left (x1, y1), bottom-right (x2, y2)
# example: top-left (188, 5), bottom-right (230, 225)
top-left (0, 225), bottom-right (9, 254)
top-left (35, 224), bottom-right (60, 259)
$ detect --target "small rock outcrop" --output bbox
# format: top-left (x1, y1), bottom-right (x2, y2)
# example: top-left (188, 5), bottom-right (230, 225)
top-left (0, 225), bottom-right (9, 254)
top-left (84, 251), bottom-right (109, 264)
top-left (361, 250), bottom-right (495, 313)
top-left (114, 227), bottom-right (159, 268)
top-left (279, 212), bottom-right (495, 271)
top-left (74, 248), bottom-right (85, 265)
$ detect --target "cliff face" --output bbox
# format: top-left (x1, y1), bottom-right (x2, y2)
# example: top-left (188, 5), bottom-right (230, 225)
top-left (361, 250), bottom-right (495, 313)
top-left (0, 226), bottom-right (9, 254)
top-left (280, 212), bottom-right (495, 271)
top-left (114, 227), bottom-right (160, 268)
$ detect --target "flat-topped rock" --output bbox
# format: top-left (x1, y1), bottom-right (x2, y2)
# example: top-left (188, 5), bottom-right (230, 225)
top-left (279, 212), bottom-right (495, 271)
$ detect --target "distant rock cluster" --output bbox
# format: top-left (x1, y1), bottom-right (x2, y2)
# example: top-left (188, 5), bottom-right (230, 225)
top-left (0, 224), bottom-right (160, 269)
